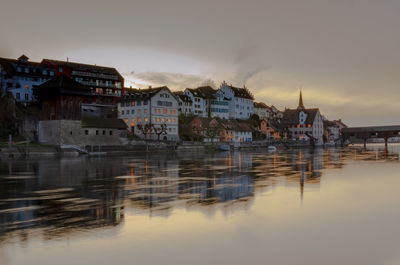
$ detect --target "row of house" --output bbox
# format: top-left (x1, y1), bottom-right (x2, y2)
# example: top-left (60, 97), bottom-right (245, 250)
top-left (1, 54), bottom-right (346, 145)
top-left (186, 117), bottom-right (253, 143)
top-left (0, 54), bottom-right (124, 116)
top-left (174, 81), bottom-right (254, 120)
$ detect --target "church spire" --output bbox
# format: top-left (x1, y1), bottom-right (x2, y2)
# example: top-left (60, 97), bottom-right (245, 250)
top-left (297, 90), bottom-right (305, 110)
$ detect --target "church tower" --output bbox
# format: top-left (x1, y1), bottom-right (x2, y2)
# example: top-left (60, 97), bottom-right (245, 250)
top-left (297, 90), bottom-right (305, 110)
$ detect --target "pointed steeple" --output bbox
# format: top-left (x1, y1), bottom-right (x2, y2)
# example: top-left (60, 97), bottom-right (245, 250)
top-left (297, 90), bottom-right (305, 110)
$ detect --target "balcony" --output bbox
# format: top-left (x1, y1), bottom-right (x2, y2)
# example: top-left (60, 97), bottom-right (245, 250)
top-left (80, 80), bottom-right (121, 89)
top-left (72, 71), bottom-right (120, 80)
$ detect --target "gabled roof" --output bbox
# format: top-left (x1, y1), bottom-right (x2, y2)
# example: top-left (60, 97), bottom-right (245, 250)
top-left (190, 117), bottom-right (223, 129)
top-left (0, 55), bottom-right (51, 76)
top-left (186, 86), bottom-right (217, 99)
top-left (173, 91), bottom-right (193, 103)
top-left (254, 102), bottom-right (270, 109)
top-left (281, 108), bottom-right (320, 126)
top-left (221, 83), bottom-right (254, 100)
top-left (42, 59), bottom-right (123, 80)
top-left (218, 119), bottom-right (253, 132)
top-left (120, 86), bottom-right (178, 102)
top-left (323, 120), bottom-right (338, 128)
top-left (34, 75), bottom-right (91, 97)
top-left (81, 117), bottom-right (128, 129)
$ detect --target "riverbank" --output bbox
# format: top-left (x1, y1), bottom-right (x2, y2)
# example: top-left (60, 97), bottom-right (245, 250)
top-left (0, 140), bottom-right (334, 158)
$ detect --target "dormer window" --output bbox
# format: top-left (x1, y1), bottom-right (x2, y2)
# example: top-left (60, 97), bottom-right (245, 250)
top-left (24, 68), bottom-right (29, 73)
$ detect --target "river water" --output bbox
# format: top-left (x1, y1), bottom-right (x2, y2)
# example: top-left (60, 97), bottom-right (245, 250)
top-left (1, 144), bottom-right (400, 265)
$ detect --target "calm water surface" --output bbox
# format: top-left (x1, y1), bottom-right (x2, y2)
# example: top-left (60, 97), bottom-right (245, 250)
top-left (1, 145), bottom-right (400, 265)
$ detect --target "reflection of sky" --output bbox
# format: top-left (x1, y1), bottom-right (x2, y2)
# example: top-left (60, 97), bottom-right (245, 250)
top-left (1, 146), bottom-right (400, 265)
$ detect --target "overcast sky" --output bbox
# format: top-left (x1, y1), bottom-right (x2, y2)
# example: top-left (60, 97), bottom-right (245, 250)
top-left (1, 0), bottom-right (400, 126)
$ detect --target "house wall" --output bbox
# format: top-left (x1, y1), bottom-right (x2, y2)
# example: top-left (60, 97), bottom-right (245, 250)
top-left (41, 95), bottom-right (82, 120)
top-left (184, 89), bottom-right (208, 117)
top-left (254, 107), bottom-right (270, 119)
top-left (38, 120), bottom-right (123, 146)
top-left (118, 88), bottom-right (179, 141)
top-left (312, 112), bottom-right (324, 145)
top-left (219, 85), bottom-right (254, 120)
top-left (210, 90), bottom-right (229, 119)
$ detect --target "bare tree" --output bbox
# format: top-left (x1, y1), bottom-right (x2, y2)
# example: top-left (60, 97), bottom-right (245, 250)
top-left (152, 124), bottom-right (168, 141)
top-left (136, 123), bottom-right (154, 140)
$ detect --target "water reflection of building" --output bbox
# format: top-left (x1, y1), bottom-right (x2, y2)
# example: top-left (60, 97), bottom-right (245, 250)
top-left (0, 147), bottom-right (371, 242)
top-left (0, 157), bottom-right (125, 240)
top-left (125, 151), bottom-right (254, 212)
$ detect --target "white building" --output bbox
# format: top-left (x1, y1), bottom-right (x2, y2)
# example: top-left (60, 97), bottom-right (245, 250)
top-left (254, 102), bottom-right (272, 119)
top-left (174, 91), bottom-right (193, 116)
top-left (219, 82), bottom-right (254, 120)
top-left (281, 91), bottom-right (324, 145)
top-left (118, 86), bottom-right (179, 141)
top-left (0, 55), bottom-right (54, 104)
top-left (184, 86), bottom-right (229, 119)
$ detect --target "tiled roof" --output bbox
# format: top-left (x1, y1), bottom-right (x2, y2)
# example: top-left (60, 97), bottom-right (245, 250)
top-left (186, 86), bottom-right (217, 99)
top-left (43, 59), bottom-right (123, 80)
top-left (281, 108), bottom-right (319, 126)
top-left (120, 86), bottom-right (178, 102)
top-left (34, 75), bottom-right (91, 97)
top-left (0, 56), bottom-right (52, 77)
top-left (254, 102), bottom-right (270, 109)
top-left (223, 84), bottom-right (254, 100)
top-left (218, 119), bottom-right (253, 132)
top-left (173, 91), bottom-right (193, 103)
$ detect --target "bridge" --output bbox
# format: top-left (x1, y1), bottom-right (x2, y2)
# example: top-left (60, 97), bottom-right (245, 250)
top-left (342, 125), bottom-right (400, 148)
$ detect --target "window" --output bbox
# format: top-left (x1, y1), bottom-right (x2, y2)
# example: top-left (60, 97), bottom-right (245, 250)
top-left (85, 130), bottom-right (89, 135)
top-left (138, 109), bottom-right (141, 114)
top-left (110, 131), bottom-right (113, 135)
top-left (162, 109), bottom-right (167, 114)
top-left (96, 130), bottom-right (99, 135)
top-left (50, 71), bottom-right (54, 76)
top-left (144, 109), bottom-right (148, 114)
top-left (25, 94), bottom-right (29, 100)
top-left (16, 93), bottom-right (20, 100)
top-left (24, 68), bottom-right (29, 73)
top-left (121, 110), bottom-right (124, 115)
top-left (103, 130), bottom-right (106, 135)
top-left (59, 67), bottom-right (63, 73)
top-left (17, 67), bottom-right (22, 72)
top-left (43, 70), bottom-right (47, 75)
top-left (127, 110), bottom-right (130, 114)
top-left (137, 101), bottom-right (142, 106)
top-left (131, 101), bottom-right (135, 106)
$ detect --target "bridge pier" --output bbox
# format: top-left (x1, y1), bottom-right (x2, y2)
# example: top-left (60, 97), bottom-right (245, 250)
top-left (363, 138), bottom-right (367, 148)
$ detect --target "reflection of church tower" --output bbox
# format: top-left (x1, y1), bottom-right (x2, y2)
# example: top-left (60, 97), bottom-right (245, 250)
top-left (300, 162), bottom-right (305, 207)
top-left (297, 90), bottom-right (305, 110)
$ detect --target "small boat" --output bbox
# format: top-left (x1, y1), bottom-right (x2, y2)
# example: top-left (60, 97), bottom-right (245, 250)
top-left (268, 145), bottom-right (277, 152)
top-left (219, 144), bottom-right (231, 151)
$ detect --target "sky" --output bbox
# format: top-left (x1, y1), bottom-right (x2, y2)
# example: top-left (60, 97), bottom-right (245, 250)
top-left (1, 0), bottom-right (400, 126)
